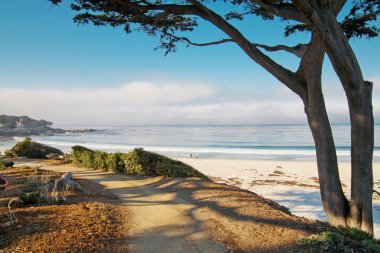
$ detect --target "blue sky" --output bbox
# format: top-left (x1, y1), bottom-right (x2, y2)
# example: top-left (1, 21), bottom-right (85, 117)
top-left (0, 0), bottom-right (379, 127)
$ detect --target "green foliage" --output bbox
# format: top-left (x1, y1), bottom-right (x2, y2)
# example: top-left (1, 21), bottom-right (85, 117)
top-left (0, 115), bottom-right (53, 129)
top-left (122, 148), bottom-right (209, 179)
top-left (338, 226), bottom-right (380, 252)
top-left (49, 0), bottom-right (380, 55)
top-left (0, 160), bottom-right (14, 170)
top-left (0, 115), bottom-right (17, 129)
top-left (93, 151), bottom-right (108, 170)
top-left (299, 228), bottom-right (380, 252)
top-left (320, 231), bottom-right (344, 247)
top-left (298, 231), bottom-right (343, 247)
top-left (71, 145), bottom-right (93, 167)
top-left (298, 234), bottom-right (323, 246)
top-left (105, 152), bottom-right (124, 172)
top-left (4, 149), bottom-right (15, 158)
top-left (71, 146), bottom-right (209, 179)
top-left (362, 239), bottom-right (380, 253)
top-left (339, 226), bottom-right (374, 242)
top-left (10, 138), bottom-right (63, 159)
top-left (123, 148), bottom-right (155, 176)
top-left (19, 191), bottom-right (40, 205)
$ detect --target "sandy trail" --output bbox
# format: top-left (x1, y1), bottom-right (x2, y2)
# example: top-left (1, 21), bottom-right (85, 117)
top-left (16, 160), bottom-right (226, 253)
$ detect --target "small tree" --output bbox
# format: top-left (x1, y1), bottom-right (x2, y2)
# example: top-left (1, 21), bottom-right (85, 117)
top-left (50, 0), bottom-right (379, 234)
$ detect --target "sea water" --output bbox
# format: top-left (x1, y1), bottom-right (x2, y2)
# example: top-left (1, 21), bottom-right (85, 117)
top-left (3, 125), bottom-right (380, 161)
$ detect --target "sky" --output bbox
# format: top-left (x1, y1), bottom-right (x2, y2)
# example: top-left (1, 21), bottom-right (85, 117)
top-left (0, 0), bottom-right (379, 127)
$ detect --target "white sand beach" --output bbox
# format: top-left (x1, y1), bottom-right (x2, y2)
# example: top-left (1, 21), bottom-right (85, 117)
top-left (177, 157), bottom-right (380, 238)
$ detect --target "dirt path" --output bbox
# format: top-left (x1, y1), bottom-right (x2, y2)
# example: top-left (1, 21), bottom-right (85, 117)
top-left (14, 160), bottom-right (330, 252)
top-left (17, 160), bottom-right (227, 253)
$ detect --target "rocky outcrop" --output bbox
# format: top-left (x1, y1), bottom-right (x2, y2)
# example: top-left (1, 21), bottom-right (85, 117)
top-left (0, 115), bottom-right (97, 137)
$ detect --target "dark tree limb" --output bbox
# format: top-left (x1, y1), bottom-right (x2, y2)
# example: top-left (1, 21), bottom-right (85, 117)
top-left (188, 0), bottom-right (304, 97)
top-left (165, 33), bottom-right (234, 47)
top-left (252, 43), bottom-right (308, 58)
top-left (249, 0), bottom-right (308, 23)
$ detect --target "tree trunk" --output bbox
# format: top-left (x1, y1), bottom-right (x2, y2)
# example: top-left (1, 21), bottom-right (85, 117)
top-left (298, 1), bottom-right (374, 233)
top-left (347, 83), bottom-right (374, 233)
top-left (299, 33), bottom-right (349, 228)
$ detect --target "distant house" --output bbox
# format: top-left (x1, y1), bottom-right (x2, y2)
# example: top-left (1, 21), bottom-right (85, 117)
top-left (16, 119), bottom-right (24, 129)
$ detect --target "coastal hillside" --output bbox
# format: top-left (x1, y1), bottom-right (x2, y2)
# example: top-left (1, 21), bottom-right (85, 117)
top-left (0, 115), bottom-right (64, 137)
top-left (0, 115), bottom-right (95, 137)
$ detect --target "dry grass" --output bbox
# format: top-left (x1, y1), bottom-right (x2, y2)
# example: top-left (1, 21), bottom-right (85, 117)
top-left (0, 166), bottom-right (130, 252)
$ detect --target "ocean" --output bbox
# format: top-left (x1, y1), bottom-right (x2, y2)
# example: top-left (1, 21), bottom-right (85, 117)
top-left (2, 125), bottom-right (380, 161)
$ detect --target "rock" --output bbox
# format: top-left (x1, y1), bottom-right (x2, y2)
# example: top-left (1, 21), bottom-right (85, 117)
top-left (53, 172), bottom-right (83, 201)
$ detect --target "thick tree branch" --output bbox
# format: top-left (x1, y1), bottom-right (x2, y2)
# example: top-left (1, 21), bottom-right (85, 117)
top-left (249, 0), bottom-right (308, 23)
top-left (253, 43), bottom-right (308, 58)
top-left (165, 33), bottom-right (234, 47)
top-left (187, 0), bottom-right (304, 97)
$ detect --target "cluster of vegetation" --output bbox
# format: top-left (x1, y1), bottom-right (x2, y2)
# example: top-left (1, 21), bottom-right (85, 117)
top-left (0, 115), bottom-right (52, 129)
top-left (5, 138), bottom-right (63, 159)
top-left (19, 191), bottom-right (41, 205)
top-left (298, 227), bottom-right (380, 252)
top-left (71, 146), bottom-right (209, 179)
top-left (0, 160), bottom-right (14, 170)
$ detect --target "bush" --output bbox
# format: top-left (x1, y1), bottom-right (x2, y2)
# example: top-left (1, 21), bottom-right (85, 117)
top-left (0, 160), bottom-right (14, 170)
top-left (338, 226), bottom-right (374, 242)
top-left (121, 148), bottom-right (209, 179)
top-left (299, 228), bottom-right (380, 253)
top-left (298, 231), bottom-right (344, 247)
top-left (70, 146), bottom-right (209, 179)
top-left (4, 149), bottom-right (15, 158)
top-left (338, 226), bottom-right (380, 253)
top-left (71, 145), bottom-right (95, 168)
top-left (362, 239), bottom-right (380, 253)
top-left (93, 151), bottom-right (108, 170)
top-left (10, 138), bottom-right (63, 159)
top-left (19, 191), bottom-right (40, 205)
top-left (105, 152), bottom-right (124, 172)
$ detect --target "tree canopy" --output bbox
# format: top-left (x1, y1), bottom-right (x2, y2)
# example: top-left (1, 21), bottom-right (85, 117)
top-left (50, 0), bottom-right (379, 55)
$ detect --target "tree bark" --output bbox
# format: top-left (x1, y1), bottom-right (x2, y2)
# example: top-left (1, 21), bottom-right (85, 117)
top-left (299, 33), bottom-right (350, 228)
top-left (296, 0), bottom-right (374, 233)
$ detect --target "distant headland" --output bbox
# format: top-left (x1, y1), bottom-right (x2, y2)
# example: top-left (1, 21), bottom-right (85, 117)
top-left (0, 115), bottom-right (96, 137)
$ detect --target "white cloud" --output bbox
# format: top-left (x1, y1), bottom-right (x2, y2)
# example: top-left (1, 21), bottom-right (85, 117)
top-left (1, 77), bottom-right (379, 127)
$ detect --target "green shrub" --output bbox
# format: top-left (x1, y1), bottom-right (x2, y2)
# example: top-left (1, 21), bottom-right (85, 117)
top-left (71, 145), bottom-right (93, 153)
top-left (123, 148), bottom-right (156, 176)
top-left (105, 152), bottom-right (124, 172)
top-left (320, 231), bottom-right (344, 247)
top-left (299, 229), bottom-right (380, 253)
top-left (338, 226), bottom-right (374, 242)
top-left (4, 149), bottom-right (15, 158)
top-left (298, 231), bottom-right (344, 249)
top-left (93, 151), bottom-right (108, 170)
top-left (71, 145), bottom-right (95, 167)
top-left (10, 138), bottom-right (63, 159)
top-left (70, 146), bottom-right (209, 179)
top-left (0, 160), bottom-right (14, 170)
top-left (19, 191), bottom-right (40, 205)
top-left (122, 148), bottom-right (210, 179)
top-left (362, 239), bottom-right (380, 253)
top-left (298, 234), bottom-right (322, 246)
top-left (338, 226), bottom-right (380, 252)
